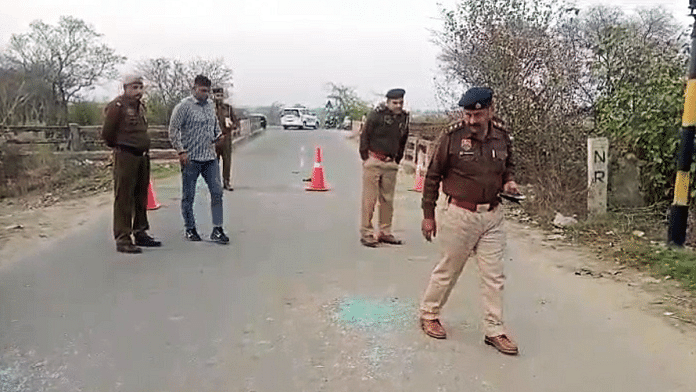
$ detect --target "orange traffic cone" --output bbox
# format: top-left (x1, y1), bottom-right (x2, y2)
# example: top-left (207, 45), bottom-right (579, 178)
top-left (147, 180), bottom-right (161, 210)
top-left (306, 146), bottom-right (329, 191)
top-left (411, 164), bottom-right (424, 192)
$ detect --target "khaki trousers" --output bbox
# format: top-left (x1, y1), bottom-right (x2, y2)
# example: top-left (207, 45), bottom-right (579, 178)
top-left (360, 156), bottom-right (399, 238)
top-left (215, 137), bottom-right (233, 186)
top-left (113, 150), bottom-right (150, 245)
top-left (420, 203), bottom-right (507, 337)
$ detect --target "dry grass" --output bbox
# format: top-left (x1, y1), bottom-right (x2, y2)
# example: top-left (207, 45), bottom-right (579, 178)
top-left (0, 144), bottom-right (179, 205)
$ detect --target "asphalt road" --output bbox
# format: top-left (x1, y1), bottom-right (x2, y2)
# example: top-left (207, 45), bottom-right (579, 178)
top-left (0, 127), bottom-right (695, 391)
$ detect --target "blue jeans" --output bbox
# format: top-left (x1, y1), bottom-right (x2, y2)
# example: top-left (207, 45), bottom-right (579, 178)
top-left (181, 159), bottom-right (223, 230)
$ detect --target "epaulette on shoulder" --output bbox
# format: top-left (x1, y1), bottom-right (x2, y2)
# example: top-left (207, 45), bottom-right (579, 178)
top-left (446, 119), bottom-right (464, 134)
top-left (491, 116), bottom-right (508, 133)
top-left (375, 103), bottom-right (388, 113)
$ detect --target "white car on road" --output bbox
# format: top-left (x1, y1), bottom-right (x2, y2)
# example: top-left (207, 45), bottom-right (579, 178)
top-left (281, 107), bottom-right (318, 130)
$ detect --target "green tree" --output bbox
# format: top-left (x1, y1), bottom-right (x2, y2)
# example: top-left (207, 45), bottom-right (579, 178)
top-left (585, 6), bottom-right (688, 204)
top-left (325, 83), bottom-right (370, 128)
top-left (3, 16), bottom-right (125, 124)
top-left (68, 101), bottom-right (103, 126)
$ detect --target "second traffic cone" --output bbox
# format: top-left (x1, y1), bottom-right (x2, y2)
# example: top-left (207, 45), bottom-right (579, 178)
top-left (306, 146), bottom-right (329, 191)
top-left (146, 180), bottom-right (161, 210)
top-left (411, 164), bottom-right (424, 192)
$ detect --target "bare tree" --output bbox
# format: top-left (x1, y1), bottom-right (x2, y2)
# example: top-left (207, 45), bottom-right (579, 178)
top-left (0, 67), bottom-right (55, 125)
top-left (3, 16), bottom-right (125, 124)
top-left (433, 0), bottom-right (592, 216)
top-left (136, 57), bottom-right (234, 124)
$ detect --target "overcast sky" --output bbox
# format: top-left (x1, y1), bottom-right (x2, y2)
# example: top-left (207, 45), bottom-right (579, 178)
top-left (0, 0), bottom-right (691, 110)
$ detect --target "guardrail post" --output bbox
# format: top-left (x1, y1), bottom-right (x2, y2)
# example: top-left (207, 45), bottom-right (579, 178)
top-left (67, 123), bottom-right (84, 152)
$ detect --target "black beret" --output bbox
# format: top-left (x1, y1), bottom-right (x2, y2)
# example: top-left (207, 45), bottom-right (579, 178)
top-left (458, 87), bottom-right (493, 110)
top-left (385, 88), bottom-right (405, 99)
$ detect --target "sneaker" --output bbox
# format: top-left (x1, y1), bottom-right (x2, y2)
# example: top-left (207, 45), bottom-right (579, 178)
top-left (134, 232), bottom-right (162, 247)
top-left (210, 227), bottom-right (229, 244)
top-left (185, 228), bottom-right (202, 242)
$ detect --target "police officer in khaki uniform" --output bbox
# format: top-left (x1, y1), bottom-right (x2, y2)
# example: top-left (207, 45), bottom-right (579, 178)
top-left (212, 87), bottom-right (238, 191)
top-left (102, 75), bottom-right (161, 254)
top-left (418, 87), bottom-right (520, 355)
top-left (359, 88), bottom-right (410, 247)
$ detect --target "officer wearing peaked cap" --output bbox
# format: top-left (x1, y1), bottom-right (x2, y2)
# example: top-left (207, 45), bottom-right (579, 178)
top-left (102, 74), bottom-right (161, 253)
top-left (358, 88), bottom-right (410, 247)
top-left (418, 87), bottom-right (521, 355)
top-left (212, 87), bottom-right (239, 191)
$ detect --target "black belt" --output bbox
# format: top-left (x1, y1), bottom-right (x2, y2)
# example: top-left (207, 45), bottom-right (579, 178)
top-left (116, 145), bottom-right (148, 156)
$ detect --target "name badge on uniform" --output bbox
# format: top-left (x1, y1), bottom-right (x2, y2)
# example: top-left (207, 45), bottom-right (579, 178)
top-left (461, 139), bottom-right (472, 151)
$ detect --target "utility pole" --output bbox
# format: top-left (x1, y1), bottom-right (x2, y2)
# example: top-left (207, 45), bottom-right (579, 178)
top-left (668, 0), bottom-right (696, 246)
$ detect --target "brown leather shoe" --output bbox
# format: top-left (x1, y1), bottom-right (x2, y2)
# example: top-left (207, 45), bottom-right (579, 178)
top-left (377, 233), bottom-right (403, 245)
top-left (484, 334), bottom-right (519, 355)
top-left (116, 243), bottom-right (142, 254)
top-left (360, 236), bottom-right (379, 247)
top-left (420, 318), bottom-right (447, 339)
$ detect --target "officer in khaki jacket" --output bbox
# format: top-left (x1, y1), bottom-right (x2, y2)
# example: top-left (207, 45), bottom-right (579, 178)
top-left (212, 87), bottom-right (238, 191)
top-left (419, 87), bottom-right (520, 355)
top-left (102, 74), bottom-right (161, 254)
top-left (359, 88), bottom-right (409, 247)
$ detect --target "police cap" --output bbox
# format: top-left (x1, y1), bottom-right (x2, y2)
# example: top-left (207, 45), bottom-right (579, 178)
top-left (212, 87), bottom-right (224, 94)
top-left (385, 88), bottom-right (405, 99)
top-left (458, 87), bottom-right (493, 110)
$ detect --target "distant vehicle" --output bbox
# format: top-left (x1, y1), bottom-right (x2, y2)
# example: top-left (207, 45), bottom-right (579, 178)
top-left (249, 113), bottom-right (267, 129)
top-left (281, 107), bottom-right (318, 130)
top-left (341, 116), bottom-right (352, 130)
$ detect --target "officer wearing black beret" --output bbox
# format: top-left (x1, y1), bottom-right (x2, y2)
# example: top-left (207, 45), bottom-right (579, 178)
top-left (358, 88), bottom-right (410, 247)
top-left (418, 87), bottom-right (521, 355)
top-left (458, 87), bottom-right (493, 110)
top-left (386, 88), bottom-right (406, 99)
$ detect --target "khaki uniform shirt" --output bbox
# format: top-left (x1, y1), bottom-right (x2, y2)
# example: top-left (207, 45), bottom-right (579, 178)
top-left (101, 95), bottom-right (150, 152)
top-left (215, 102), bottom-right (238, 136)
top-left (422, 119), bottom-right (514, 219)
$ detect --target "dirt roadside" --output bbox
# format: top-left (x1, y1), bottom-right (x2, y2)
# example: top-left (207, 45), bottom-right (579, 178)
top-left (0, 191), bottom-right (112, 268)
top-left (0, 160), bottom-right (180, 269)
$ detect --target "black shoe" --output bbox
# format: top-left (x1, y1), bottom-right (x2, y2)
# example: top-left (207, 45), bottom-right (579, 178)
top-left (210, 227), bottom-right (229, 244)
top-left (134, 232), bottom-right (162, 247)
top-left (185, 228), bottom-right (202, 242)
top-left (117, 243), bottom-right (142, 254)
top-left (223, 184), bottom-right (234, 191)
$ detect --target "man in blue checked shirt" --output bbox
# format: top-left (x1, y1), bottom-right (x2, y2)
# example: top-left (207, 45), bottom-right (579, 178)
top-left (168, 74), bottom-right (230, 244)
